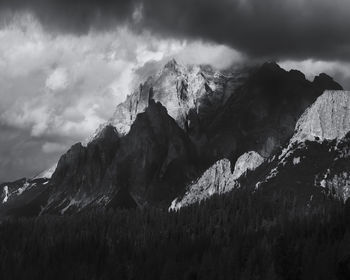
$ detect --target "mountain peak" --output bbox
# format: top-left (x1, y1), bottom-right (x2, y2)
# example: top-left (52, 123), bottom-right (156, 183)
top-left (164, 58), bottom-right (180, 70)
top-left (261, 61), bottom-right (281, 72)
top-left (313, 73), bottom-right (343, 90)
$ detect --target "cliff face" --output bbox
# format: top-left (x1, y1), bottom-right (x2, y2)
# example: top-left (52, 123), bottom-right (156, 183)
top-left (235, 91), bottom-right (350, 205)
top-left (171, 90), bottom-right (350, 211)
top-left (291, 90), bottom-right (350, 142)
top-left (38, 61), bottom-right (343, 189)
top-left (103, 100), bottom-right (198, 206)
top-left (170, 151), bottom-right (264, 210)
top-left (204, 63), bottom-right (343, 163)
top-left (89, 59), bottom-right (250, 140)
top-left (39, 101), bottom-right (199, 214)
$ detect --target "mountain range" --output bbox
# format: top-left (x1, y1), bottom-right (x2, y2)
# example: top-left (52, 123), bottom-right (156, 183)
top-left (0, 59), bottom-right (348, 218)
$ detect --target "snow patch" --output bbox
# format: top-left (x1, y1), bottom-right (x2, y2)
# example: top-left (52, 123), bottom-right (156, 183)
top-left (61, 198), bottom-right (79, 215)
top-left (2, 186), bottom-right (9, 203)
top-left (17, 182), bottom-right (30, 195)
top-left (59, 194), bottom-right (95, 215)
top-left (293, 157), bottom-right (301, 165)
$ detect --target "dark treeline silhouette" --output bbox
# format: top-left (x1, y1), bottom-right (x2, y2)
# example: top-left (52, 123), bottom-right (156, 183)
top-left (0, 186), bottom-right (350, 280)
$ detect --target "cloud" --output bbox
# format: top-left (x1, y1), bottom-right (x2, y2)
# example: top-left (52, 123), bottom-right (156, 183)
top-left (0, 123), bottom-right (66, 182)
top-left (0, 13), bottom-right (246, 182)
top-left (0, 0), bottom-right (138, 33)
top-left (46, 67), bottom-right (69, 91)
top-left (1, 0), bottom-right (350, 61)
top-left (42, 142), bottom-right (67, 153)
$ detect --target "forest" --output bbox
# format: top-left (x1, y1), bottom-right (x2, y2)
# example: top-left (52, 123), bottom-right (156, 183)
top-left (0, 185), bottom-right (350, 280)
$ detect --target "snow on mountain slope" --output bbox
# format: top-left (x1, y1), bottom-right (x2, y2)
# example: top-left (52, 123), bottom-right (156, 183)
top-left (250, 131), bottom-right (350, 205)
top-left (169, 151), bottom-right (264, 211)
top-left (0, 163), bottom-right (57, 204)
top-left (313, 134), bottom-right (350, 201)
top-left (2, 186), bottom-right (8, 203)
top-left (0, 177), bottom-right (49, 206)
top-left (251, 91), bottom-right (350, 201)
top-left (88, 59), bottom-right (249, 142)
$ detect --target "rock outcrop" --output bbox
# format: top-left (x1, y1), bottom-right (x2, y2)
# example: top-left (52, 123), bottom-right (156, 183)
top-left (291, 90), bottom-right (350, 142)
top-left (170, 151), bottom-right (264, 210)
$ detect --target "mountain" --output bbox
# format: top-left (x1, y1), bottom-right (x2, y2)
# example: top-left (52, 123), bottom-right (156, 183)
top-left (171, 90), bottom-right (350, 210)
top-left (88, 59), bottom-right (251, 139)
top-left (1, 100), bottom-right (198, 215)
top-left (239, 90), bottom-right (350, 204)
top-left (31, 59), bottom-right (250, 187)
top-left (202, 62), bottom-right (343, 162)
top-left (0, 60), bottom-right (345, 217)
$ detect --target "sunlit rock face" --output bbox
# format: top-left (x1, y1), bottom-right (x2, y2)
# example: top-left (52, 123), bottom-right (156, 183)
top-left (232, 151), bottom-right (265, 179)
top-left (291, 90), bottom-right (350, 143)
top-left (169, 151), bottom-right (264, 211)
top-left (244, 90), bottom-right (350, 205)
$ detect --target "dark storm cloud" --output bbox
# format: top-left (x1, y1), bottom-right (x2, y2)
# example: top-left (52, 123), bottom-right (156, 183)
top-left (1, 0), bottom-right (350, 61)
top-left (0, 0), bottom-right (138, 33)
top-left (142, 0), bottom-right (350, 61)
top-left (0, 124), bottom-right (71, 182)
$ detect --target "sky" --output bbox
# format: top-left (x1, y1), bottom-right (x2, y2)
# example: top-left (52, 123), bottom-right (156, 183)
top-left (0, 0), bottom-right (350, 182)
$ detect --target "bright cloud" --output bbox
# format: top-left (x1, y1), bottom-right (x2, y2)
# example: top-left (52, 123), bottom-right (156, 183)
top-left (42, 142), bottom-right (67, 154)
top-left (46, 67), bottom-right (69, 91)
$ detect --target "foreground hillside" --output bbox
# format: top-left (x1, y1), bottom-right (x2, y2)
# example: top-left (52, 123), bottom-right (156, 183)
top-left (0, 184), bottom-right (349, 280)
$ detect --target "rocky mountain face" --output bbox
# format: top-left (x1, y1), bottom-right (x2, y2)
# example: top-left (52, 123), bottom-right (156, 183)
top-left (0, 60), bottom-right (346, 217)
top-left (250, 130), bottom-right (350, 205)
top-left (0, 177), bottom-right (50, 217)
top-left (203, 63), bottom-right (343, 162)
top-left (290, 90), bottom-right (350, 143)
top-left (88, 59), bottom-right (250, 140)
top-left (170, 90), bottom-right (350, 210)
top-left (44, 125), bottom-right (120, 213)
top-left (169, 151), bottom-right (264, 211)
top-left (1, 100), bottom-right (199, 215)
top-left (241, 90), bottom-right (350, 203)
